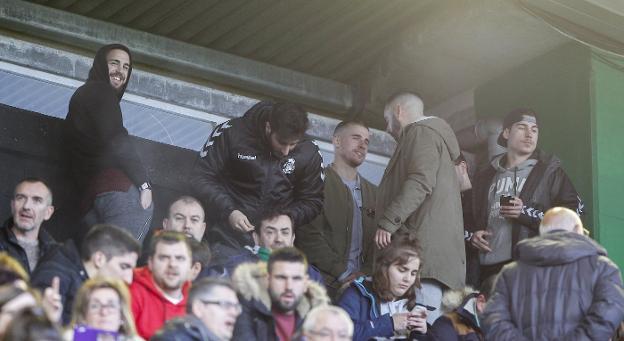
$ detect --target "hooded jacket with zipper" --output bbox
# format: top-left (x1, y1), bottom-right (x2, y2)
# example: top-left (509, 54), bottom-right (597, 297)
top-left (375, 117), bottom-right (465, 290)
top-left (469, 150), bottom-right (584, 280)
top-left (0, 218), bottom-right (56, 275)
top-left (31, 239), bottom-right (88, 325)
top-left (338, 277), bottom-right (395, 340)
top-left (191, 101), bottom-right (324, 248)
top-left (231, 261), bottom-right (330, 341)
top-left (129, 266), bottom-right (190, 340)
top-left (296, 166), bottom-right (377, 293)
top-left (483, 231), bottom-right (624, 340)
top-left (63, 44), bottom-right (150, 207)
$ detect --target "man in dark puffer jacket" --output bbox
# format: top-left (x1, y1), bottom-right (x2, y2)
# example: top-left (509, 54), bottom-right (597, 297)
top-left (483, 207), bottom-right (624, 340)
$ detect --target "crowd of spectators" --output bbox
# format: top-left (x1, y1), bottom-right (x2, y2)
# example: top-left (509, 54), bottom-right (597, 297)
top-left (0, 42), bottom-right (622, 341)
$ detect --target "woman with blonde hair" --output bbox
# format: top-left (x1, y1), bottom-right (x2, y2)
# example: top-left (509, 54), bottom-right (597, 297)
top-left (67, 277), bottom-right (142, 340)
top-left (0, 251), bottom-right (29, 285)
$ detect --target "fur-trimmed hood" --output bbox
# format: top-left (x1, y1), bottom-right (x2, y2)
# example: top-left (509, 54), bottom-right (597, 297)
top-left (231, 261), bottom-right (330, 317)
top-left (441, 287), bottom-right (478, 313)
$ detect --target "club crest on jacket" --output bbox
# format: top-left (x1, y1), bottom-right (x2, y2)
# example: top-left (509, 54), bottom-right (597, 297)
top-left (282, 158), bottom-right (296, 174)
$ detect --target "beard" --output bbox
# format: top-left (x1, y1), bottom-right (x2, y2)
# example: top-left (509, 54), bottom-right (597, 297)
top-left (269, 289), bottom-right (302, 313)
top-left (389, 119), bottom-right (402, 141)
top-left (109, 72), bottom-right (126, 93)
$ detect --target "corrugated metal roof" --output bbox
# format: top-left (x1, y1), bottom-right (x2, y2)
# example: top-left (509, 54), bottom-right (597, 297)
top-left (24, 0), bottom-right (431, 84)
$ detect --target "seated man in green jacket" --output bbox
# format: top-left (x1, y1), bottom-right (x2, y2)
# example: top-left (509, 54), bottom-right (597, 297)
top-left (296, 120), bottom-right (377, 300)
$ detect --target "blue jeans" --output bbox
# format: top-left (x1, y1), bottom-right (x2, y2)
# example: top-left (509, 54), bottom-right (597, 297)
top-left (416, 279), bottom-right (445, 324)
top-left (83, 186), bottom-right (153, 241)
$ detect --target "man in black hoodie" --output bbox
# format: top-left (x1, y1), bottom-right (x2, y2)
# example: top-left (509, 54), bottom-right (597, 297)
top-left (63, 44), bottom-right (153, 241)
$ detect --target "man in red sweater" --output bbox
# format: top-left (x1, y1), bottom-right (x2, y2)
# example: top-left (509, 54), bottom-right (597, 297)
top-left (130, 231), bottom-right (192, 339)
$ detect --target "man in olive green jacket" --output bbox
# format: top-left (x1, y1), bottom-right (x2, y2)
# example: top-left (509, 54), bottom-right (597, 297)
top-left (296, 121), bottom-right (377, 300)
top-left (375, 92), bottom-right (465, 323)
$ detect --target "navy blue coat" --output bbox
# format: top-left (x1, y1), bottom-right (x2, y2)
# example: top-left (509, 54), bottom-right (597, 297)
top-left (338, 277), bottom-right (394, 341)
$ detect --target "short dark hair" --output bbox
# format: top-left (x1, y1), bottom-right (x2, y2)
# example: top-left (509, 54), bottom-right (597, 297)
top-left (268, 102), bottom-right (309, 141)
top-left (254, 208), bottom-right (292, 232)
top-left (80, 224), bottom-right (140, 261)
top-left (267, 247), bottom-right (307, 274)
top-left (189, 238), bottom-right (211, 269)
top-left (186, 277), bottom-right (235, 313)
top-left (148, 230), bottom-right (192, 258)
top-left (372, 233), bottom-right (421, 309)
top-left (333, 120), bottom-right (369, 136)
top-left (15, 177), bottom-right (54, 205)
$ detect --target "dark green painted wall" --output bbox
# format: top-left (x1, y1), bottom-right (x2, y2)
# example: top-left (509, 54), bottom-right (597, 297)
top-left (590, 53), bottom-right (624, 268)
top-left (474, 43), bottom-right (594, 227)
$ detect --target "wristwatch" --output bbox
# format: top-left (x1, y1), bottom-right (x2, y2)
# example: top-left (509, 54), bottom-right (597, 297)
top-left (139, 182), bottom-right (152, 191)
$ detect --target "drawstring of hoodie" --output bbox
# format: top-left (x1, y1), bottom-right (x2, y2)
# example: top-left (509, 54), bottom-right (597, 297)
top-left (513, 166), bottom-right (518, 196)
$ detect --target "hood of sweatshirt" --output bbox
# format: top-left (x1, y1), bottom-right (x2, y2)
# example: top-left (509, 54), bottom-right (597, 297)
top-left (517, 231), bottom-right (607, 266)
top-left (132, 266), bottom-right (190, 299)
top-left (490, 153), bottom-right (538, 174)
top-left (87, 43), bottom-right (133, 100)
top-left (409, 117), bottom-right (461, 162)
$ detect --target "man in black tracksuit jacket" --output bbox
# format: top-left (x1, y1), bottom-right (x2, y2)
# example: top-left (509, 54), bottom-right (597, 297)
top-left (467, 108), bottom-right (584, 285)
top-left (191, 101), bottom-right (324, 252)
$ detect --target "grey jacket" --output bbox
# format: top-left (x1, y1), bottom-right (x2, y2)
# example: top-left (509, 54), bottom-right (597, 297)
top-left (483, 231), bottom-right (624, 340)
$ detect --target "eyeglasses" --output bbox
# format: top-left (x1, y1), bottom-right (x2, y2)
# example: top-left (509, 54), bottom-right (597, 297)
top-left (307, 329), bottom-right (352, 340)
top-left (87, 301), bottom-right (120, 313)
top-left (199, 299), bottom-right (242, 313)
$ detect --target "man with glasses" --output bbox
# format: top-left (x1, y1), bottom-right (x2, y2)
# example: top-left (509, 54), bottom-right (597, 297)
top-left (298, 305), bottom-right (354, 341)
top-left (153, 277), bottom-right (242, 341)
